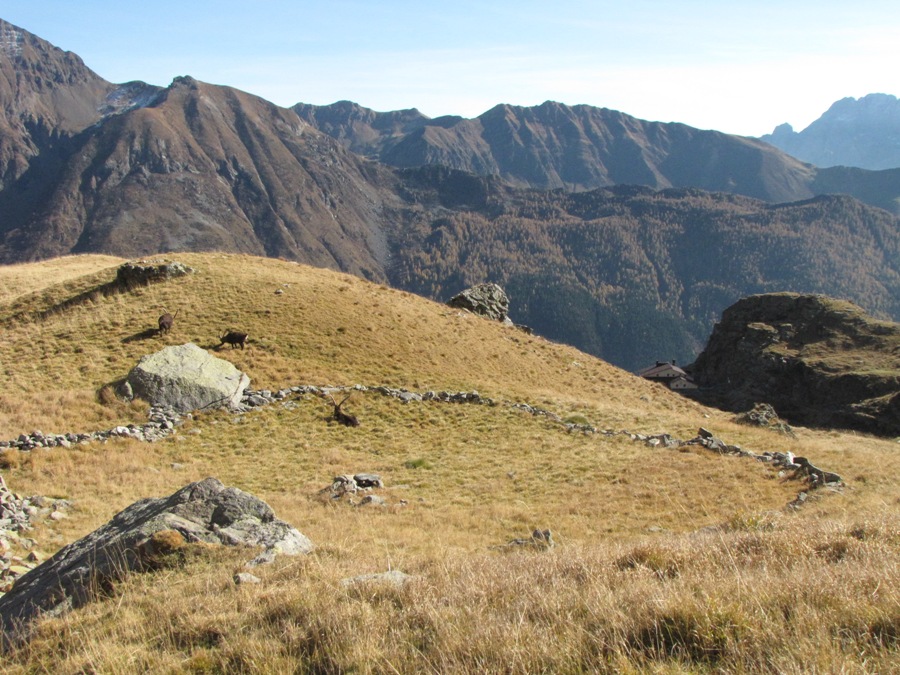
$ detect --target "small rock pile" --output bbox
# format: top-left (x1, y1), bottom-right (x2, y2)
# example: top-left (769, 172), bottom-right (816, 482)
top-left (733, 403), bottom-right (794, 436)
top-left (0, 475), bottom-right (72, 595)
top-left (321, 473), bottom-right (389, 507)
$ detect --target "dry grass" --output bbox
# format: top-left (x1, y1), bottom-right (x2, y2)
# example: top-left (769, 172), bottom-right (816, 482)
top-left (2, 253), bottom-right (899, 672)
top-left (6, 517), bottom-right (900, 674)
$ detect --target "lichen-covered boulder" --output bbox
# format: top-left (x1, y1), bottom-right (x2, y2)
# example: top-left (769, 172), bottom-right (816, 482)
top-left (126, 343), bottom-right (249, 413)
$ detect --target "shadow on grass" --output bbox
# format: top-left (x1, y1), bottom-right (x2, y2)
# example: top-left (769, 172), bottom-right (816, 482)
top-left (122, 328), bottom-right (161, 344)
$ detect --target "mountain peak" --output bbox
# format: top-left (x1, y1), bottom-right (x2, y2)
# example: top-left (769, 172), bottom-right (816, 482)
top-left (761, 93), bottom-right (900, 169)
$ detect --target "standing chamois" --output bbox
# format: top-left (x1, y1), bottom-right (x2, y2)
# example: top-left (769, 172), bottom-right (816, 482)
top-left (158, 309), bottom-right (178, 335)
top-left (218, 330), bottom-right (248, 349)
top-left (327, 393), bottom-right (360, 427)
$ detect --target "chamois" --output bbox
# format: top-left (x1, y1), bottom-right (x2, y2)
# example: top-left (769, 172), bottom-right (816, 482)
top-left (219, 330), bottom-right (248, 350)
top-left (158, 310), bottom-right (178, 335)
top-left (327, 393), bottom-right (360, 427)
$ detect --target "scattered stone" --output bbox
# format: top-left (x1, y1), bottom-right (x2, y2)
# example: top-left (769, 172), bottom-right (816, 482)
top-left (234, 572), bottom-right (261, 585)
top-left (245, 549), bottom-right (277, 567)
top-left (792, 457), bottom-right (843, 486)
top-left (358, 495), bottom-right (386, 507)
top-left (322, 473), bottom-right (385, 504)
top-left (0, 477), bottom-right (75, 600)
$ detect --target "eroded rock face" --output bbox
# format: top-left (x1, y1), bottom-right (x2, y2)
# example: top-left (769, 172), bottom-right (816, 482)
top-left (126, 343), bottom-right (250, 413)
top-left (689, 293), bottom-right (900, 435)
top-left (447, 283), bottom-right (512, 324)
top-left (0, 478), bottom-right (313, 647)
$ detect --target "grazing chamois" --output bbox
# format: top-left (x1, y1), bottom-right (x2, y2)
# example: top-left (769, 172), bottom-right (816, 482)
top-left (158, 310), bottom-right (178, 335)
top-left (219, 330), bottom-right (248, 350)
top-left (327, 393), bottom-right (360, 427)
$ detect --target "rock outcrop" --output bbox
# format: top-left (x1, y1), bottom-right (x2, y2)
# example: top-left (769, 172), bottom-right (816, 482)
top-left (447, 283), bottom-right (512, 325)
top-left (116, 260), bottom-right (194, 287)
top-left (0, 478), bottom-right (312, 647)
top-left (125, 343), bottom-right (250, 413)
top-left (688, 293), bottom-right (900, 436)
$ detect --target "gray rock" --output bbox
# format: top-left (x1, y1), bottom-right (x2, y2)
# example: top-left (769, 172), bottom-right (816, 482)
top-left (447, 283), bottom-right (513, 324)
top-left (233, 572), bottom-right (261, 585)
top-left (358, 495), bottom-right (386, 507)
top-left (0, 478), bottom-right (312, 647)
top-left (353, 474), bottom-right (383, 489)
top-left (125, 343), bottom-right (250, 413)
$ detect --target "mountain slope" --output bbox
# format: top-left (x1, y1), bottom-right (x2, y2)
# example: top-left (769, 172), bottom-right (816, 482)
top-left (0, 20), bottom-right (396, 274)
top-left (386, 171), bottom-right (900, 370)
top-left (761, 94), bottom-right (900, 170)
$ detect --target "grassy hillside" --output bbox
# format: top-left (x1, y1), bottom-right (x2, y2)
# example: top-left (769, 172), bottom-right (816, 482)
top-left (1, 253), bottom-right (899, 672)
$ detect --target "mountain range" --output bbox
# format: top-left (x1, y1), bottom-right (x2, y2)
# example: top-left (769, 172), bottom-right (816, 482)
top-left (295, 99), bottom-right (900, 214)
top-left (1, 17), bottom-right (899, 371)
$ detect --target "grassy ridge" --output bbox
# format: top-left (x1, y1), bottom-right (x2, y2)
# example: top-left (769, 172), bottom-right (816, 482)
top-left (1, 253), bottom-right (899, 672)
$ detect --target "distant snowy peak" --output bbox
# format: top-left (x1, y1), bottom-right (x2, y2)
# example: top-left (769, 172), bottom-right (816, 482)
top-left (761, 94), bottom-right (900, 170)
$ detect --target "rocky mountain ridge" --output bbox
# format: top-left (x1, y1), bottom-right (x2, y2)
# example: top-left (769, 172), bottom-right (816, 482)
top-left (295, 99), bottom-right (900, 214)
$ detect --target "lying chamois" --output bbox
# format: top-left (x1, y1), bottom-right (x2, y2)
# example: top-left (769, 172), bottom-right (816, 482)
top-left (327, 393), bottom-right (360, 427)
top-left (158, 309), bottom-right (178, 335)
top-left (219, 330), bottom-right (248, 349)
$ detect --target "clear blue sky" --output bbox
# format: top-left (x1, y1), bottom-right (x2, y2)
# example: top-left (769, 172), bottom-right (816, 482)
top-left (3, 1), bottom-right (899, 136)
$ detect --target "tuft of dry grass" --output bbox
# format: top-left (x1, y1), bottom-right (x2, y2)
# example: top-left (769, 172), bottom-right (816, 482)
top-left (1, 253), bottom-right (899, 672)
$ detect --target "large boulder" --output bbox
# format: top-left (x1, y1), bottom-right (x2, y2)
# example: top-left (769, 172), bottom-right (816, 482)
top-left (116, 259), bottom-right (194, 287)
top-left (0, 478), bottom-right (313, 647)
top-left (447, 283), bottom-right (513, 325)
top-left (125, 343), bottom-right (250, 413)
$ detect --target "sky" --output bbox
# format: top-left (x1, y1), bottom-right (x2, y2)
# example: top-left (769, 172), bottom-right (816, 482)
top-left (3, 1), bottom-right (899, 137)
